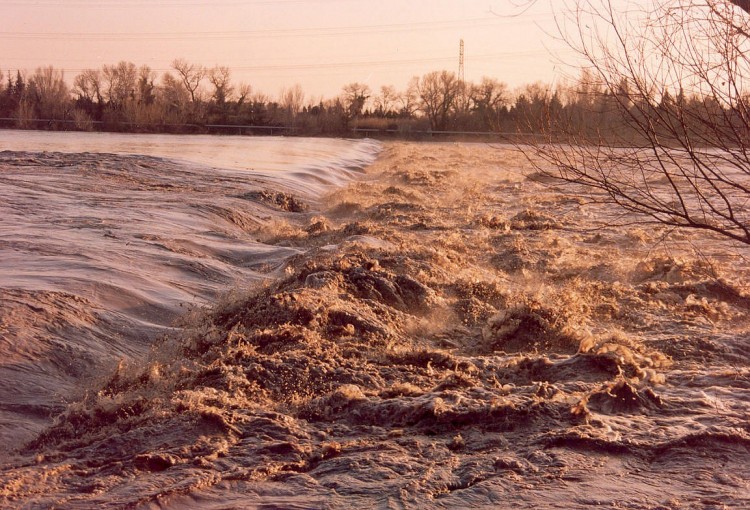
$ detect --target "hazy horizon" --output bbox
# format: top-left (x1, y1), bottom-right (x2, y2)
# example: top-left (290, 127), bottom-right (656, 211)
top-left (2, 0), bottom-right (570, 99)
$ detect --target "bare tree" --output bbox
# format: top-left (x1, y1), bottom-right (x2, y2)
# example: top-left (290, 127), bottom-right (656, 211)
top-left (374, 85), bottom-right (399, 116)
top-left (280, 83), bottom-right (305, 125)
top-left (28, 66), bottom-right (69, 120)
top-left (415, 70), bottom-right (460, 131)
top-left (208, 66), bottom-right (233, 106)
top-left (526, 0), bottom-right (750, 245)
top-left (470, 77), bottom-right (509, 131)
top-left (160, 72), bottom-right (190, 119)
top-left (514, 81), bottom-right (560, 133)
top-left (342, 82), bottom-right (371, 118)
top-left (400, 78), bottom-right (421, 118)
top-left (236, 82), bottom-right (252, 108)
top-left (73, 69), bottom-right (103, 105)
top-left (123, 65), bottom-right (159, 125)
top-left (171, 58), bottom-right (205, 104)
top-left (101, 61), bottom-right (137, 109)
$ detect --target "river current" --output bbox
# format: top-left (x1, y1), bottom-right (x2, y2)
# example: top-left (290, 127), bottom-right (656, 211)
top-left (0, 136), bottom-right (748, 509)
top-left (0, 130), bottom-right (380, 450)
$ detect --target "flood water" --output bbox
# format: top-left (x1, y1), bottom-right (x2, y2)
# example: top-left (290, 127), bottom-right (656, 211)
top-left (0, 130), bottom-right (380, 450)
top-left (0, 137), bottom-right (748, 509)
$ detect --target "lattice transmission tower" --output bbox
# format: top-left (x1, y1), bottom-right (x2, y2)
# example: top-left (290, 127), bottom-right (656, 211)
top-left (458, 39), bottom-right (465, 84)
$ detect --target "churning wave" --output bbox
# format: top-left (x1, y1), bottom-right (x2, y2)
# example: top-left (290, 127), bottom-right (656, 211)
top-left (0, 134), bottom-right (381, 451)
top-left (1, 140), bottom-right (749, 509)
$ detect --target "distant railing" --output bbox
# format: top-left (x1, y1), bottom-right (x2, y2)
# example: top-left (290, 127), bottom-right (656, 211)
top-left (0, 118), bottom-right (299, 135)
top-left (0, 117), bottom-right (546, 141)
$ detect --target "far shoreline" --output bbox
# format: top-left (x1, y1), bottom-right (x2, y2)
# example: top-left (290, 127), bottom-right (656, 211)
top-left (0, 122), bottom-right (540, 145)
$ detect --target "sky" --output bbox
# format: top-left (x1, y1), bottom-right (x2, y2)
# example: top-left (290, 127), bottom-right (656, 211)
top-left (1, 0), bottom-right (574, 101)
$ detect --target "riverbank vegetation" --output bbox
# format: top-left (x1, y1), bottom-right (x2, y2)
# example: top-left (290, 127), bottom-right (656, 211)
top-left (0, 54), bottom-right (743, 141)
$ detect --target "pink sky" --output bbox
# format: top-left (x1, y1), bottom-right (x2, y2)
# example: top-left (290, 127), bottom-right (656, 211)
top-left (2, 0), bottom-right (569, 100)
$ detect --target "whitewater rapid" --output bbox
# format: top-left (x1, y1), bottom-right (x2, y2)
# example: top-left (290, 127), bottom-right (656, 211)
top-left (1, 139), bottom-right (748, 509)
top-left (0, 131), bottom-right (380, 450)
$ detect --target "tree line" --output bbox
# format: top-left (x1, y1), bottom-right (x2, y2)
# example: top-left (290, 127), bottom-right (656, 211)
top-left (0, 58), bottom-right (744, 141)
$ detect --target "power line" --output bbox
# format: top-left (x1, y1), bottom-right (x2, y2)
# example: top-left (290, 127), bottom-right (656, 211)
top-left (0, 16), bottom-right (555, 40)
top-left (0, 49), bottom-right (565, 76)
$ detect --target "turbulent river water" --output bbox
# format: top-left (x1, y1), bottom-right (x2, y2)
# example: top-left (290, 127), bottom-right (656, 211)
top-left (0, 135), bottom-right (748, 509)
top-left (0, 131), bottom-right (380, 450)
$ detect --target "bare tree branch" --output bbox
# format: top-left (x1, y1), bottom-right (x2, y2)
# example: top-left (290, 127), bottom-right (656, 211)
top-left (523, 0), bottom-right (750, 246)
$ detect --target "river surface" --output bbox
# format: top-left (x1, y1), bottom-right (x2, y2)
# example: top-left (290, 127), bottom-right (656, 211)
top-left (0, 130), bottom-right (380, 450)
top-left (0, 137), bottom-right (748, 509)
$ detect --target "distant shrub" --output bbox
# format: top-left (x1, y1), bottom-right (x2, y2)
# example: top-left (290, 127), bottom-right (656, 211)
top-left (72, 109), bottom-right (94, 131)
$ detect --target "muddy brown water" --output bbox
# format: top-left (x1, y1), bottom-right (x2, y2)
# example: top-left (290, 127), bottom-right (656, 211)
top-left (1, 140), bottom-right (748, 509)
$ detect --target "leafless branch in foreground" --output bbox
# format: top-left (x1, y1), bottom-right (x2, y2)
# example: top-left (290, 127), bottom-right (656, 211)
top-left (525, 0), bottom-right (750, 246)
